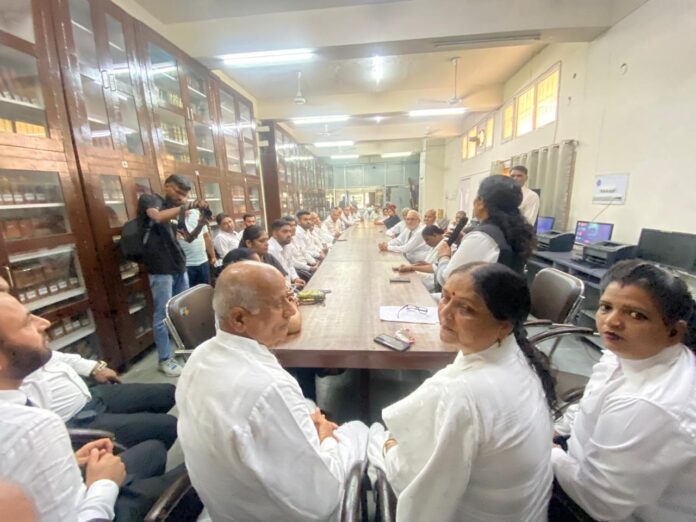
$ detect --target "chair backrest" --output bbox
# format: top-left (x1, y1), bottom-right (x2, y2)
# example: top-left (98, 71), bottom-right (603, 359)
top-left (165, 284), bottom-right (215, 351)
top-left (530, 268), bottom-right (585, 324)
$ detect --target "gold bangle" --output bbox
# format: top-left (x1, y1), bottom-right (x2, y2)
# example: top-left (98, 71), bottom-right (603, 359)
top-left (90, 360), bottom-right (107, 376)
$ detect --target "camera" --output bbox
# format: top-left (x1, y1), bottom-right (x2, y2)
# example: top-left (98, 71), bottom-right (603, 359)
top-left (190, 199), bottom-right (213, 221)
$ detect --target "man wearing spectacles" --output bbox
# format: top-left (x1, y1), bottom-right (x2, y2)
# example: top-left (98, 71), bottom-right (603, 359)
top-left (379, 210), bottom-right (431, 263)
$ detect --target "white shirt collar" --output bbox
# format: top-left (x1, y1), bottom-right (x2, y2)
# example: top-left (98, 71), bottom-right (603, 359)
top-left (215, 329), bottom-right (277, 364)
top-left (617, 343), bottom-right (685, 386)
top-left (0, 388), bottom-right (29, 405)
top-left (452, 335), bottom-right (518, 369)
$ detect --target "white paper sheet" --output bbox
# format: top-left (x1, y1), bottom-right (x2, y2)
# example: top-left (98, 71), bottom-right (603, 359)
top-left (379, 306), bottom-right (439, 324)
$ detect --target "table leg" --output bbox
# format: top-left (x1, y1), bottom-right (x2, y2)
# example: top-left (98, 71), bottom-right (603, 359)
top-left (358, 368), bottom-right (371, 422)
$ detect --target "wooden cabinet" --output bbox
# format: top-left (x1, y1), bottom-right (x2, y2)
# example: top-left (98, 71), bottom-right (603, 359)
top-left (0, 0), bottom-right (119, 366)
top-left (1, 0), bottom-right (267, 366)
top-left (260, 121), bottom-right (329, 222)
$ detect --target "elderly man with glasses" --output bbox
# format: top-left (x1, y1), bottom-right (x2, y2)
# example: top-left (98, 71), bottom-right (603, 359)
top-left (378, 210), bottom-right (431, 263)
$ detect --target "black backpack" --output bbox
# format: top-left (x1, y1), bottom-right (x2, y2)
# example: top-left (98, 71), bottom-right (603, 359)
top-left (120, 218), bottom-right (152, 263)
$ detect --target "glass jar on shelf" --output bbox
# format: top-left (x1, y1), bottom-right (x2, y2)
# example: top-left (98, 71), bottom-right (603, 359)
top-left (202, 182), bottom-right (222, 217)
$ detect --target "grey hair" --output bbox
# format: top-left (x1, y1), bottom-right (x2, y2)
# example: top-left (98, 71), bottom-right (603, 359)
top-left (212, 263), bottom-right (263, 323)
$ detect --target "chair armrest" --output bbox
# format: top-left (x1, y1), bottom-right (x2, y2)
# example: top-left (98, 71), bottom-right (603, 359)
top-left (340, 461), bottom-right (366, 522)
top-left (374, 467), bottom-right (397, 522)
top-left (524, 319), bottom-right (553, 327)
top-left (529, 327), bottom-right (595, 345)
top-left (144, 471), bottom-right (200, 522)
top-left (68, 428), bottom-right (127, 454)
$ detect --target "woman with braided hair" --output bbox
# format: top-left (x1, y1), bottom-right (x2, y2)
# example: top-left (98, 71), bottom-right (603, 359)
top-left (368, 262), bottom-right (556, 521)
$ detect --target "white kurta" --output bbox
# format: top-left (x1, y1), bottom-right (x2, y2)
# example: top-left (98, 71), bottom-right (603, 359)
top-left (268, 237), bottom-right (299, 283)
top-left (553, 344), bottom-right (696, 521)
top-left (387, 224), bottom-right (431, 263)
top-left (435, 231), bottom-right (500, 286)
top-left (386, 221), bottom-right (406, 238)
top-left (322, 217), bottom-right (344, 237)
top-left (520, 186), bottom-right (540, 225)
top-left (368, 336), bottom-right (553, 522)
top-left (176, 331), bottom-right (369, 522)
top-left (213, 230), bottom-right (240, 258)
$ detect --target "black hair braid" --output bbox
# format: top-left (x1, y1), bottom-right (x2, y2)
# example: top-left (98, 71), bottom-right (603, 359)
top-left (513, 324), bottom-right (557, 411)
top-left (485, 208), bottom-right (537, 260)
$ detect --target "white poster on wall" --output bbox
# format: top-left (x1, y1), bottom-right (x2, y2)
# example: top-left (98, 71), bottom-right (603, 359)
top-left (593, 173), bottom-right (629, 205)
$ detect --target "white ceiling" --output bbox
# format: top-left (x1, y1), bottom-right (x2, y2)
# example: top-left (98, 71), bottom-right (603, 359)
top-left (122, 0), bottom-right (647, 157)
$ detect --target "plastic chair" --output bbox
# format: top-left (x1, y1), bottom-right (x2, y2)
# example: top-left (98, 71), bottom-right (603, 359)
top-left (164, 284), bottom-right (215, 357)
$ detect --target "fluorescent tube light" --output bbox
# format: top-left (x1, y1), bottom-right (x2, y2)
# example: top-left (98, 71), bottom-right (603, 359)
top-left (222, 49), bottom-right (314, 67)
top-left (292, 115), bottom-right (350, 125)
top-left (372, 56), bottom-right (384, 84)
top-left (331, 154), bottom-right (359, 160)
top-left (409, 108), bottom-right (467, 117)
top-left (381, 152), bottom-right (412, 158)
top-left (314, 140), bottom-right (354, 148)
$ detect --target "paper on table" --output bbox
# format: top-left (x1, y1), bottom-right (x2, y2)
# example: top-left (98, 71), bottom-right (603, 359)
top-left (379, 306), bottom-right (439, 324)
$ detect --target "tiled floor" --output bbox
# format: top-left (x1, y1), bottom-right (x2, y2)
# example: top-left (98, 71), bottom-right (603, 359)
top-left (121, 331), bottom-right (603, 474)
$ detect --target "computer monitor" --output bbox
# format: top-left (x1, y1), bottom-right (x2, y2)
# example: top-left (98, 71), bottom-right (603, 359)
top-left (574, 221), bottom-right (614, 245)
top-left (637, 229), bottom-right (696, 273)
top-left (536, 216), bottom-right (555, 234)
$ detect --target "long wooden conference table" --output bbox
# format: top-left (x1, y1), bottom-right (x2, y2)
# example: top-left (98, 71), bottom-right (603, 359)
top-left (272, 222), bottom-right (459, 371)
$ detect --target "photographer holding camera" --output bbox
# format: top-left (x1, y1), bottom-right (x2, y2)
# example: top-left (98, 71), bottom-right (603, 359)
top-left (138, 174), bottom-right (211, 377)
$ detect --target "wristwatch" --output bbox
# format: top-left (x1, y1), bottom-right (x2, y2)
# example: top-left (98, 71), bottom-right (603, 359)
top-left (90, 360), bottom-right (108, 376)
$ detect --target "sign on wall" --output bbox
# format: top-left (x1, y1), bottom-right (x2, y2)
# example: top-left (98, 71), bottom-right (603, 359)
top-left (593, 173), bottom-right (629, 205)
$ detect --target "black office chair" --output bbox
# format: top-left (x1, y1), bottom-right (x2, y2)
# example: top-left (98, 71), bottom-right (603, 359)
top-left (164, 284), bottom-right (215, 358)
top-left (144, 470), bottom-right (204, 522)
top-left (68, 428), bottom-right (127, 454)
top-left (526, 268), bottom-right (585, 329)
top-left (374, 467), bottom-right (397, 522)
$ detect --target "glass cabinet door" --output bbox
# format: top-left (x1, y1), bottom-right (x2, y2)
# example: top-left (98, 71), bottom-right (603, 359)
top-left (231, 185), bottom-right (246, 214)
top-left (100, 174), bottom-right (127, 228)
top-left (157, 108), bottom-right (189, 163)
top-left (219, 89), bottom-right (241, 172)
top-left (148, 42), bottom-right (183, 112)
top-left (0, 44), bottom-right (47, 138)
top-left (133, 176), bottom-right (152, 200)
top-left (238, 100), bottom-right (257, 175)
top-left (0, 170), bottom-right (70, 242)
top-left (68, 0), bottom-right (115, 149)
top-left (103, 14), bottom-right (144, 155)
top-left (202, 182), bottom-right (222, 218)
top-left (183, 68), bottom-right (216, 167)
top-left (248, 185), bottom-right (261, 212)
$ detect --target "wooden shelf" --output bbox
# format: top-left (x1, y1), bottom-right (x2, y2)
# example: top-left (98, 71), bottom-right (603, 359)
top-left (50, 324), bottom-right (96, 351)
top-left (0, 202), bottom-right (65, 210)
top-left (26, 287), bottom-right (86, 312)
top-left (9, 244), bottom-right (74, 263)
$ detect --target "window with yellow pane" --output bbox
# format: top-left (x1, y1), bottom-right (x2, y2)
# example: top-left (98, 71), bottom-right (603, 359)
top-left (502, 103), bottom-right (514, 142)
top-left (515, 86), bottom-right (535, 137)
top-left (535, 69), bottom-right (559, 128)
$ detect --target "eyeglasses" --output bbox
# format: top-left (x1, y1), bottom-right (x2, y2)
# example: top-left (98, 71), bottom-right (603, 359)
top-left (396, 304), bottom-right (428, 319)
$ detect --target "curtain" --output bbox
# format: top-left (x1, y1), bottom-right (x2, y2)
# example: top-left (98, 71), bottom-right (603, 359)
top-left (490, 139), bottom-right (577, 230)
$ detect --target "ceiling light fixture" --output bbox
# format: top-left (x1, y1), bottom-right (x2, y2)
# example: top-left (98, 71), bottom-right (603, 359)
top-left (373, 115), bottom-right (384, 124)
top-left (222, 48), bottom-right (314, 67)
top-left (293, 115), bottom-right (350, 125)
top-left (314, 140), bottom-right (354, 148)
top-left (331, 154), bottom-right (360, 160)
top-left (381, 152), bottom-right (412, 158)
top-left (372, 56), bottom-right (384, 84)
top-left (432, 32), bottom-right (541, 48)
top-left (409, 108), bottom-right (467, 117)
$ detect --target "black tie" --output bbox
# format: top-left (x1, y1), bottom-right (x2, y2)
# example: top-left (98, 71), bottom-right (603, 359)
top-left (408, 230), bottom-right (413, 241)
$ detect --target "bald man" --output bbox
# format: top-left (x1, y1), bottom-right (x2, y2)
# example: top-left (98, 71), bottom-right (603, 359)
top-left (176, 262), bottom-right (368, 521)
top-left (423, 208), bottom-right (437, 227)
top-left (378, 210), bottom-right (431, 263)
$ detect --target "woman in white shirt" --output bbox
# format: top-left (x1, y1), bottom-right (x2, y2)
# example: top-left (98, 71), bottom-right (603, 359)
top-left (551, 260), bottom-right (696, 522)
top-left (435, 175), bottom-right (536, 285)
top-left (368, 262), bottom-right (556, 522)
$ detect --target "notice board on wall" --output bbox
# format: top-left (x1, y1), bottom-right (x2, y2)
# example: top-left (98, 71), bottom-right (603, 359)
top-left (593, 173), bottom-right (629, 204)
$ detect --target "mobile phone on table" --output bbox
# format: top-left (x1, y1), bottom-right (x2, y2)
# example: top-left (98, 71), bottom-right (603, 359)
top-left (374, 334), bottom-right (411, 352)
top-left (389, 277), bottom-right (410, 283)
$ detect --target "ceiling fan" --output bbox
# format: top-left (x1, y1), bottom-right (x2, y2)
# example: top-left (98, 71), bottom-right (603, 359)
top-left (294, 71), bottom-right (307, 105)
top-left (419, 57), bottom-right (464, 106)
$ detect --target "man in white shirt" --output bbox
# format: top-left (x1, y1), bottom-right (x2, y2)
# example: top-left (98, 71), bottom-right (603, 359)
top-left (212, 213), bottom-right (241, 259)
top-left (385, 208), bottom-right (410, 238)
top-left (340, 206), bottom-right (354, 228)
top-left (295, 210), bottom-right (325, 260)
top-left (423, 208), bottom-right (437, 227)
top-left (322, 208), bottom-right (345, 238)
top-left (310, 212), bottom-right (334, 246)
top-left (510, 165), bottom-right (540, 225)
top-left (378, 210), bottom-right (431, 263)
top-left (176, 262), bottom-right (369, 521)
top-left (0, 292), bottom-right (183, 522)
top-left (283, 215), bottom-right (319, 280)
top-left (268, 219), bottom-right (305, 289)
top-left (178, 208), bottom-right (216, 286)
top-left (20, 350), bottom-right (177, 450)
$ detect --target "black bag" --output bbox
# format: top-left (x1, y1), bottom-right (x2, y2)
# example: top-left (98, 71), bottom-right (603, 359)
top-left (120, 218), bottom-right (152, 263)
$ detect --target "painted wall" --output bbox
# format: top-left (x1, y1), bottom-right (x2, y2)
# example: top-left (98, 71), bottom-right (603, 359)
top-left (419, 139), bottom-right (446, 213)
top-left (441, 0), bottom-right (696, 244)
